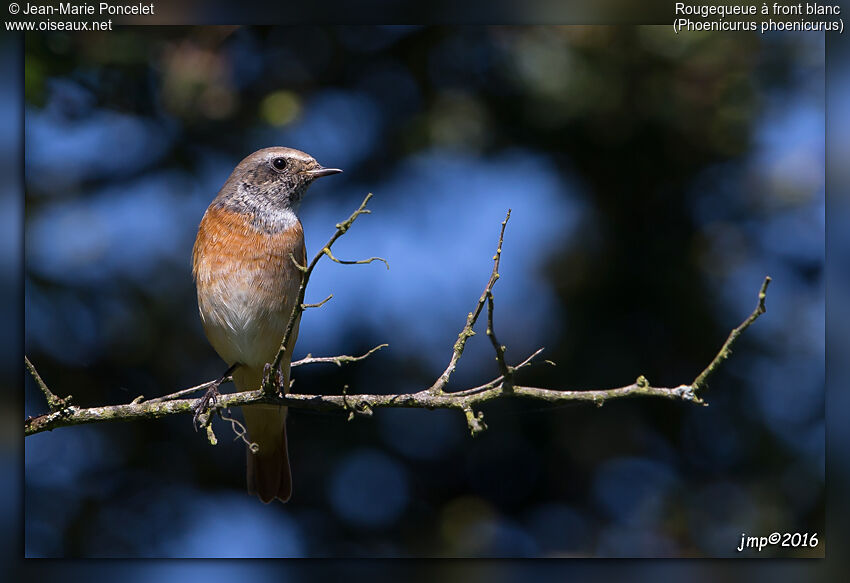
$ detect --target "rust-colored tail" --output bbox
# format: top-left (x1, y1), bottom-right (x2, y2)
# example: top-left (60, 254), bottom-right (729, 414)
top-left (234, 366), bottom-right (292, 504)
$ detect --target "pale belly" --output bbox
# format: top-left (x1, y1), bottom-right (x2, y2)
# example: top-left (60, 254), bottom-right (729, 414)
top-left (193, 206), bottom-right (305, 371)
top-left (197, 269), bottom-right (298, 370)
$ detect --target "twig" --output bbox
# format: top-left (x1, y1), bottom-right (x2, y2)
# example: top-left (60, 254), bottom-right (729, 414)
top-left (291, 344), bottom-right (388, 368)
top-left (486, 293), bottom-right (512, 382)
top-left (25, 356), bottom-right (71, 412)
top-left (484, 211), bottom-right (513, 389)
top-left (323, 248), bottom-right (389, 269)
top-left (266, 193), bottom-right (384, 394)
top-left (691, 276), bottom-right (772, 391)
top-left (219, 408), bottom-right (259, 453)
top-left (449, 348), bottom-right (546, 400)
top-left (302, 294), bottom-right (333, 310)
top-left (147, 378), bottom-right (232, 404)
top-left (428, 209), bottom-right (512, 395)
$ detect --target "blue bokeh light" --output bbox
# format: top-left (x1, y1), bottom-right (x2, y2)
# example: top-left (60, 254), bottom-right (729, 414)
top-left (329, 448), bottom-right (409, 529)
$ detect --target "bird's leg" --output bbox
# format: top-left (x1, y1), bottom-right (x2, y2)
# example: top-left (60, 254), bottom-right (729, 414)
top-left (193, 362), bottom-right (240, 431)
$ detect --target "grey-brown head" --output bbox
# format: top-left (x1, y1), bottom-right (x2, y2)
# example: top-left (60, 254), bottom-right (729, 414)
top-left (213, 147), bottom-right (342, 229)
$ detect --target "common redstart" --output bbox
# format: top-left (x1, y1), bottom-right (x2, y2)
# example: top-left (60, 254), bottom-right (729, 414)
top-left (192, 147), bottom-right (341, 503)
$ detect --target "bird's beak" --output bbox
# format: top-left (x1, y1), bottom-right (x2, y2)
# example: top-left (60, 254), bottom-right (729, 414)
top-left (306, 166), bottom-right (343, 178)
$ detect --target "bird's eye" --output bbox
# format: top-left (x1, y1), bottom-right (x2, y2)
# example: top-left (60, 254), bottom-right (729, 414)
top-left (272, 157), bottom-right (288, 171)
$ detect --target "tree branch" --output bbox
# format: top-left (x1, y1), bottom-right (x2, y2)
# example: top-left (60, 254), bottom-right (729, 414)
top-left (265, 193), bottom-right (385, 394)
top-left (302, 294), bottom-right (333, 310)
top-left (23, 197), bottom-right (771, 439)
top-left (25, 355), bottom-right (72, 412)
top-left (691, 275), bottom-right (771, 392)
top-left (426, 209), bottom-right (511, 395)
top-left (146, 379), bottom-right (227, 404)
top-left (484, 211), bottom-right (513, 390)
top-left (291, 344), bottom-right (389, 368)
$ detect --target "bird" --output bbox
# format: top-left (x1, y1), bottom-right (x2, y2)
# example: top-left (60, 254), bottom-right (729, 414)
top-left (192, 147), bottom-right (342, 503)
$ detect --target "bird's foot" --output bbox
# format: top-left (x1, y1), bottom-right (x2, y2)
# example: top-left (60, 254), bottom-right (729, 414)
top-left (192, 381), bottom-right (222, 431)
top-left (192, 363), bottom-right (239, 431)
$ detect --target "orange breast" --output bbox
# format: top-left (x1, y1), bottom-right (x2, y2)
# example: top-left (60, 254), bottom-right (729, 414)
top-left (193, 205), bottom-right (306, 369)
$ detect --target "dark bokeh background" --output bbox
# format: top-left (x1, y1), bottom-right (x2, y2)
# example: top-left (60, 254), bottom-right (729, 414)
top-left (24, 26), bottom-right (824, 558)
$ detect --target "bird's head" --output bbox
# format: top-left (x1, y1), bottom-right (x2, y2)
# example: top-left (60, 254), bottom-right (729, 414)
top-left (217, 147), bottom-right (342, 217)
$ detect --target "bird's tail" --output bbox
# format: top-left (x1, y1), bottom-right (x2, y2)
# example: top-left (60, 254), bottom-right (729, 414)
top-left (234, 366), bottom-right (292, 503)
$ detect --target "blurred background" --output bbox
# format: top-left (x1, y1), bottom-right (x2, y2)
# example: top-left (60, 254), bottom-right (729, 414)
top-left (24, 26), bottom-right (824, 558)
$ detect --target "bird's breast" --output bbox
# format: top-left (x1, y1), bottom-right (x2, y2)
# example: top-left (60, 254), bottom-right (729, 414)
top-left (193, 205), bottom-right (306, 368)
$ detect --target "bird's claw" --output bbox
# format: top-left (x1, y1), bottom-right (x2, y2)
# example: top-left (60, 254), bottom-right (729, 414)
top-left (192, 384), bottom-right (221, 431)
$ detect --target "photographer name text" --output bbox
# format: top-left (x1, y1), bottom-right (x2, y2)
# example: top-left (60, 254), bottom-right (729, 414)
top-left (18, 2), bottom-right (154, 16)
